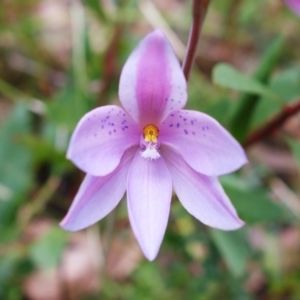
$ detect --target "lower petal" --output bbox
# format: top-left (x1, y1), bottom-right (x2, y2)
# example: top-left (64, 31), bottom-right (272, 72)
top-left (127, 152), bottom-right (172, 261)
top-left (163, 147), bottom-right (244, 230)
top-left (60, 149), bottom-right (135, 231)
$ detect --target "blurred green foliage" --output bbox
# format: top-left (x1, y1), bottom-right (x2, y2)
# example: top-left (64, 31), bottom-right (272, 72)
top-left (0, 0), bottom-right (300, 299)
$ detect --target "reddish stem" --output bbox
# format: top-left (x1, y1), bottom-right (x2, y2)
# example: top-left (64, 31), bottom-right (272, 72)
top-left (182, 0), bottom-right (211, 81)
top-left (243, 100), bottom-right (300, 148)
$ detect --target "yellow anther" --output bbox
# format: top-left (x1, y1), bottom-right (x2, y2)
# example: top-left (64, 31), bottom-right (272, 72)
top-left (143, 124), bottom-right (159, 143)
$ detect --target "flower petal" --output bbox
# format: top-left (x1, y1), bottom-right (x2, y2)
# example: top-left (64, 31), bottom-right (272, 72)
top-left (160, 110), bottom-right (247, 176)
top-left (285, 0), bottom-right (300, 16)
top-left (119, 29), bottom-right (187, 126)
top-left (127, 152), bottom-right (172, 260)
top-left (60, 148), bottom-right (135, 231)
top-left (163, 147), bottom-right (244, 230)
top-left (67, 105), bottom-right (140, 176)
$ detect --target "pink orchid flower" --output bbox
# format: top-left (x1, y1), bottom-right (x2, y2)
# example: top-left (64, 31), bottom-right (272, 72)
top-left (60, 30), bottom-right (247, 261)
top-left (284, 0), bottom-right (300, 16)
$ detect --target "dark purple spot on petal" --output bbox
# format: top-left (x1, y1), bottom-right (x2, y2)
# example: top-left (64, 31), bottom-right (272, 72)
top-left (177, 123), bottom-right (180, 128)
top-left (184, 129), bottom-right (188, 135)
top-left (192, 131), bottom-right (195, 135)
top-left (170, 124), bottom-right (173, 127)
top-left (191, 120), bottom-right (194, 125)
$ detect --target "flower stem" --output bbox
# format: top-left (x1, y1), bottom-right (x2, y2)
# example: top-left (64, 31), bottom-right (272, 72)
top-left (182, 0), bottom-right (211, 81)
top-left (243, 100), bottom-right (300, 148)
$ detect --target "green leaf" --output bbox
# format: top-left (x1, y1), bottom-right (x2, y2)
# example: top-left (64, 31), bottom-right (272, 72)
top-left (251, 67), bottom-right (300, 130)
top-left (0, 252), bottom-right (22, 297)
top-left (0, 103), bottom-right (32, 227)
top-left (213, 63), bottom-right (274, 97)
top-left (29, 227), bottom-right (68, 270)
top-left (228, 35), bottom-right (284, 142)
top-left (221, 176), bottom-right (287, 224)
top-left (210, 228), bottom-right (251, 277)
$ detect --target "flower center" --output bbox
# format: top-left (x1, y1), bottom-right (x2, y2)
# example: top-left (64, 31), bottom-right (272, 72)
top-left (143, 124), bottom-right (159, 143)
top-left (140, 124), bottom-right (160, 160)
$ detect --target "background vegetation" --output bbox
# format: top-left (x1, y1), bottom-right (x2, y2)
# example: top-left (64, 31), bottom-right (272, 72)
top-left (0, 0), bottom-right (300, 299)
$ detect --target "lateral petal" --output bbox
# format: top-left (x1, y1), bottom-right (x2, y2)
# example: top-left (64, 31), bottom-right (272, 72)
top-left (163, 147), bottom-right (244, 230)
top-left (127, 152), bottom-right (172, 261)
top-left (119, 29), bottom-right (187, 126)
top-left (67, 105), bottom-right (140, 176)
top-left (160, 110), bottom-right (247, 176)
top-left (60, 148), bottom-right (135, 231)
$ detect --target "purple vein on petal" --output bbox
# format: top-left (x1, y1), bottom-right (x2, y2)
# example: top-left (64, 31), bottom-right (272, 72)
top-left (135, 31), bottom-right (171, 126)
top-left (119, 29), bottom-right (187, 127)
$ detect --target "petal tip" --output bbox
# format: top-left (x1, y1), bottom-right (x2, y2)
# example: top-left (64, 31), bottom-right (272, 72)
top-left (59, 219), bottom-right (73, 231)
top-left (151, 28), bottom-right (166, 39)
top-left (221, 219), bottom-right (245, 231)
top-left (142, 247), bottom-right (159, 261)
top-left (59, 220), bottom-right (83, 232)
top-left (59, 216), bottom-right (83, 232)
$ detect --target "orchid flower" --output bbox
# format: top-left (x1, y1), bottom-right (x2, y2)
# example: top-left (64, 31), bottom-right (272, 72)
top-left (60, 30), bottom-right (247, 261)
top-left (284, 0), bottom-right (300, 16)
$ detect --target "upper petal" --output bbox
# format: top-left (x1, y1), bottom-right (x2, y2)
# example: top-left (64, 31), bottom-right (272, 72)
top-left (163, 147), bottom-right (244, 230)
top-left (127, 152), bottom-right (172, 261)
top-left (60, 148), bottom-right (135, 231)
top-left (119, 29), bottom-right (187, 126)
top-left (159, 110), bottom-right (247, 176)
top-left (67, 105), bottom-right (140, 176)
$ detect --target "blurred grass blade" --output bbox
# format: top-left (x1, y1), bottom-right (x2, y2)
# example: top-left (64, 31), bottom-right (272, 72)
top-left (85, 0), bottom-right (107, 21)
top-left (71, 0), bottom-right (88, 95)
top-left (229, 35), bottom-right (284, 142)
top-left (210, 228), bottom-right (251, 277)
top-left (0, 78), bottom-right (26, 101)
